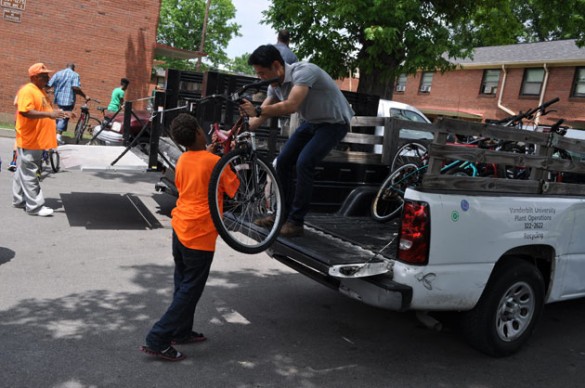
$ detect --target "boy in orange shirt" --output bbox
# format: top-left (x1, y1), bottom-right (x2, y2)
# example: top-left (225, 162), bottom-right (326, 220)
top-left (141, 113), bottom-right (239, 361)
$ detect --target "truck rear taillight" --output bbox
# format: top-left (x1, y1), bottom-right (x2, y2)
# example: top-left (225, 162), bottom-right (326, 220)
top-left (398, 201), bottom-right (430, 265)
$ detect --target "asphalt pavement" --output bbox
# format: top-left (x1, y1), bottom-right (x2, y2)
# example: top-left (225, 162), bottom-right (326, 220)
top-left (1, 133), bottom-right (585, 388)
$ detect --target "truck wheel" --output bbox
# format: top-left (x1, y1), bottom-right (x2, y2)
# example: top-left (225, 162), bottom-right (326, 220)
top-left (460, 258), bottom-right (545, 357)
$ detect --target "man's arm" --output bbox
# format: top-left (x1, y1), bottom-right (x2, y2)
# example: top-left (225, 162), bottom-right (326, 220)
top-left (242, 85), bottom-right (309, 129)
top-left (21, 110), bottom-right (68, 120)
top-left (72, 86), bottom-right (89, 101)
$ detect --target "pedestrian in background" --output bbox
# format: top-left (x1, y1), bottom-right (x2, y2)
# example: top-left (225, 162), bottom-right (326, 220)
top-left (140, 113), bottom-right (239, 361)
top-left (13, 63), bottom-right (69, 217)
top-left (273, 29), bottom-right (298, 65)
top-left (48, 63), bottom-right (89, 144)
top-left (107, 78), bottom-right (130, 114)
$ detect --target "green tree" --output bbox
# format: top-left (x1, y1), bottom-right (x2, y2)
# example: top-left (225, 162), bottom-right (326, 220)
top-left (157, 0), bottom-right (240, 70)
top-left (226, 53), bottom-right (256, 76)
top-left (263, 0), bottom-right (585, 98)
top-left (468, 0), bottom-right (585, 46)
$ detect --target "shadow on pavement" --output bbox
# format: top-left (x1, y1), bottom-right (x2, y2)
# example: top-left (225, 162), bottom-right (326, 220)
top-left (61, 192), bottom-right (163, 230)
top-left (0, 247), bottom-right (15, 266)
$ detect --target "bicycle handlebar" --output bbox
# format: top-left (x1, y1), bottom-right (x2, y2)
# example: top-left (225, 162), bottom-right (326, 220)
top-left (232, 77), bottom-right (279, 100)
top-left (84, 97), bottom-right (101, 104)
top-left (523, 97), bottom-right (559, 118)
top-left (492, 97), bottom-right (560, 126)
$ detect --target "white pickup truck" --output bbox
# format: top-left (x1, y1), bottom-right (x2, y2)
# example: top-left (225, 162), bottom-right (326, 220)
top-left (263, 116), bottom-right (585, 357)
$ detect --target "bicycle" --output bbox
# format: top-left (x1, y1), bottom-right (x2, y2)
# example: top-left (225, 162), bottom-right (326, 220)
top-left (36, 148), bottom-right (60, 178)
top-left (73, 98), bottom-right (102, 144)
top-left (201, 77), bottom-right (286, 254)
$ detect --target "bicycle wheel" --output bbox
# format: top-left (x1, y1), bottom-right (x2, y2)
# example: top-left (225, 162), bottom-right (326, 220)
top-left (208, 148), bottom-right (285, 254)
top-left (391, 142), bottom-right (428, 171)
top-left (371, 163), bottom-right (421, 222)
top-left (49, 150), bottom-right (60, 172)
top-left (74, 115), bottom-right (87, 144)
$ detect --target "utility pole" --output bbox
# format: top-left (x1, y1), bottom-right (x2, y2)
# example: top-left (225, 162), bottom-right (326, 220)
top-left (196, 0), bottom-right (212, 72)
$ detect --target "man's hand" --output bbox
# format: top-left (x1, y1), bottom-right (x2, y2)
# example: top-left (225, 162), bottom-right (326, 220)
top-left (51, 110), bottom-right (68, 119)
top-left (239, 99), bottom-right (256, 118)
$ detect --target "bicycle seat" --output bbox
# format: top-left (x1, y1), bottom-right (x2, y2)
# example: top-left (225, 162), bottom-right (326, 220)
top-left (97, 106), bottom-right (107, 112)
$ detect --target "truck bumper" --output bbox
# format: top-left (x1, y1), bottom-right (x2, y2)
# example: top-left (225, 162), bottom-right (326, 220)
top-left (272, 253), bottom-right (412, 311)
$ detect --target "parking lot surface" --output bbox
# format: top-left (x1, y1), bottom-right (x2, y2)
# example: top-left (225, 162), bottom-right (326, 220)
top-left (1, 135), bottom-right (584, 388)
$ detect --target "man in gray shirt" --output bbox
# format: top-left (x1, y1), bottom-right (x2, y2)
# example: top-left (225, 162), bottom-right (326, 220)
top-left (273, 29), bottom-right (298, 64)
top-left (240, 45), bottom-right (354, 237)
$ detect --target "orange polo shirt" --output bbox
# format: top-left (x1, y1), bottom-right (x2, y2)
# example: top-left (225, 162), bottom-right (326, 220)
top-left (171, 150), bottom-right (240, 251)
top-left (15, 82), bottom-right (57, 150)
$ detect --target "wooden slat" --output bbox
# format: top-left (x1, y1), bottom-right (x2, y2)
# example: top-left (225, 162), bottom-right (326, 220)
top-left (436, 117), bottom-right (550, 145)
top-left (325, 150), bottom-right (383, 165)
top-left (421, 175), bottom-right (541, 194)
top-left (350, 116), bottom-right (385, 127)
top-left (542, 181), bottom-right (585, 195)
top-left (341, 132), bottom-right (383, 145)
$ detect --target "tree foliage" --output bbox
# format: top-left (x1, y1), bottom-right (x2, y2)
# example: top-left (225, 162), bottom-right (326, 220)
top-left (225, 53), bottom-right (256, 76)
top-left (466, 0), bottom-right (585, 47)
top-left (157, 0), bottom-right (240, 69)
top-left (262, 0), bottom-right (585, 98)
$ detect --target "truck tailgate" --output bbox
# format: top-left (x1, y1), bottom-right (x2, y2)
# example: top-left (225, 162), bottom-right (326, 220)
top-left (269, 214), bottom-right (399, 273)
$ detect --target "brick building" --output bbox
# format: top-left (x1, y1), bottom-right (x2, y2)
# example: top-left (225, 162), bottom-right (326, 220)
top-left (391, 40), bottom-right (585, 129)
top-left (0, 0), bottom-right (162, 123)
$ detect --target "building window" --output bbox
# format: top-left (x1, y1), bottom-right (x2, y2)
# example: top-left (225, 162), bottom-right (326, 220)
top-left (419, 72), bottom-right (433, 93)
top-left (480, 69), bottom-right (500, 95)
top-left (395, 74), bottom-right (407, 92)
top-left (572, 67), bottom-right (585, 97)
top-left (521, 68), bottom-right (545, 96)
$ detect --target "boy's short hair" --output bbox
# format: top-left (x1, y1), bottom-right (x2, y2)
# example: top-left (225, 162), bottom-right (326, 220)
top-left (170, 113), bottom-right (201, 147)
top-left (248, 45), bottom-right (284, 68)
top-left (121, 78), bottom-right (130, 86)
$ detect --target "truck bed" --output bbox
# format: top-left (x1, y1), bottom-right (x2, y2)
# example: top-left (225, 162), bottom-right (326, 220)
top-left (269, 213), bottom-right (399, 273)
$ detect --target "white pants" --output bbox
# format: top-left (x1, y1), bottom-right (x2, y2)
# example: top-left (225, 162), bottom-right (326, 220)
top-left (12, 148), bottom-right (45, 212)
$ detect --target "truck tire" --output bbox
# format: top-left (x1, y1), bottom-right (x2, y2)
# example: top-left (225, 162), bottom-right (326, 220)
top-left (460, 258), bottom-right (545, 357)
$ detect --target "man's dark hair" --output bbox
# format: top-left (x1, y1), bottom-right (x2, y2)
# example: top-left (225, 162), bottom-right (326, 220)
top-left (170, 113), bottom-right (200, 147)
top-left (248, 45), bottom-right (284, 68)
top-left (121, 78), bottom-right (130, 86)
top-left (277, 29), bottom-right (290, 45)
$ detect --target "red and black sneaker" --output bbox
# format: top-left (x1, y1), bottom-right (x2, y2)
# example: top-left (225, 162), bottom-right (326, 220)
top-left (171, 331), bottom-right (207, 345)
top-left (139, 345), bottom-right (186, 361)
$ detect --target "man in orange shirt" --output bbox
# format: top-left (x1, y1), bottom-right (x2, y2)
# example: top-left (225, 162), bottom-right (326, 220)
top-left (141, 113), bottom-right (239, 361)
top-left (12, 63), bottom-right (70, 216)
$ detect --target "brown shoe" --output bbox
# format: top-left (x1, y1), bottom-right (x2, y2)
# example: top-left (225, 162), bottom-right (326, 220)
top-left (279, 221), bottom-right (304, 237)
top-left (253, 214), bottom-right (275, 228)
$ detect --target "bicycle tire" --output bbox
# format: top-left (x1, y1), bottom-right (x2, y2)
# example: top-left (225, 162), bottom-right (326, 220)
top-left (208, 148), bottom-right (285, 254)
top-left (371, 163), bottom-right (421, 222)
top-left (391, 142), bottom-right (428, 171)
top-left (74, 114), bottom-right (88, 144)
top-left (49, 150), bottom-right (60, 172)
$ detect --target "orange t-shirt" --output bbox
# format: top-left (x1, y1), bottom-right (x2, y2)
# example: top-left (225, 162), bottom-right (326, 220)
top-left (15, 82), bottom-right (57, 150)
top-left (171, 150), bottom-right (240, 251)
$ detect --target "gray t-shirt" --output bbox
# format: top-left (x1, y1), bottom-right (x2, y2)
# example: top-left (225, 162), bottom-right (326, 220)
top-left (273, 42), bottom-right (298, 64)
top-left (268, 62), bottom-right (354, 125)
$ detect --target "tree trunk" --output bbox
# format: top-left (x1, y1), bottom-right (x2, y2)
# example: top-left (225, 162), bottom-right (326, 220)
top-left (357, 69), bottom-right (395, 99)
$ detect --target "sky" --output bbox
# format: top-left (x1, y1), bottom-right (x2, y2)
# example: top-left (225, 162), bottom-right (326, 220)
top-left (225, 0), bottom-right (276, 59)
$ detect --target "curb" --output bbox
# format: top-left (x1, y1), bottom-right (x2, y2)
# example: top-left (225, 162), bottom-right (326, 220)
top-left (0, 128), bottom-right (15, 138)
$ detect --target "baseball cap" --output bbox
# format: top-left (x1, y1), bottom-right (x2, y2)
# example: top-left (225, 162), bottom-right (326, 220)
top-left (28, 63), bottom-right (53, 76)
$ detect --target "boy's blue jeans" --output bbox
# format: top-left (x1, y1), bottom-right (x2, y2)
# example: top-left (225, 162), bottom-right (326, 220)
top-left (146, 232), bottom-right (214, 351)
top-left (276, 121), bottom-right (348, 224)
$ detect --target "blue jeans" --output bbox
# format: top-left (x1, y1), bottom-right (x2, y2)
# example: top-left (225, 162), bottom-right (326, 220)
top-left (56, 105), bottom-right (74, 133)
top-left (145, 232), bottom-right (214, 351)
top-left (276, 122), bottom-right (348, 224)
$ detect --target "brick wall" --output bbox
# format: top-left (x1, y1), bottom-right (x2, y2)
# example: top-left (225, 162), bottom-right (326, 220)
top-left (0, 0), bottom-right (161, 123)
